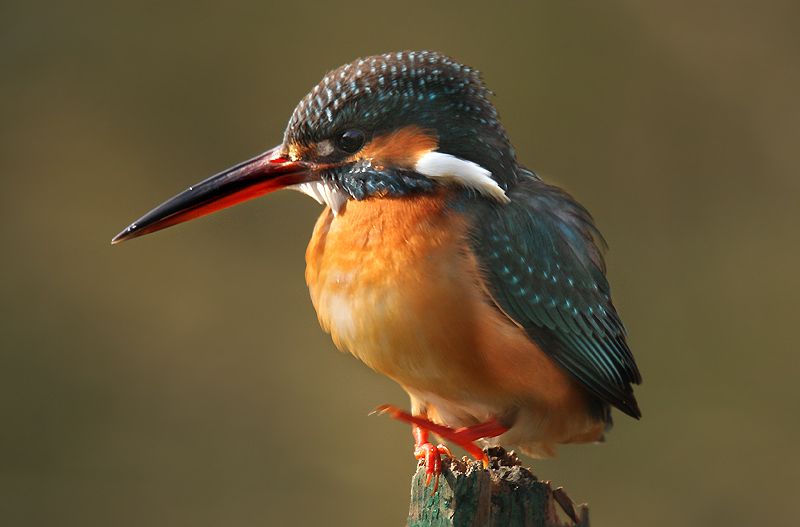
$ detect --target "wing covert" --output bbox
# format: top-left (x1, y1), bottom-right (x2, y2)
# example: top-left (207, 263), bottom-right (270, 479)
top-left (470, 174), bottom-right (642, 418)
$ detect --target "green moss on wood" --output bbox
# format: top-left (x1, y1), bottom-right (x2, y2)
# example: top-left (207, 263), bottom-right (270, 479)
top-left (408, 447), bottom-right (589, 527)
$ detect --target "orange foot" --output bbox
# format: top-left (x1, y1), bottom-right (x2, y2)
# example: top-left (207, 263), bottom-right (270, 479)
top-left (373, 404), bottom-right (509, 493)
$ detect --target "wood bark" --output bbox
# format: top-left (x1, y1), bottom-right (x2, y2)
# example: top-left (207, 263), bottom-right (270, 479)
top-left (408, 447), bottom-right (589, 527)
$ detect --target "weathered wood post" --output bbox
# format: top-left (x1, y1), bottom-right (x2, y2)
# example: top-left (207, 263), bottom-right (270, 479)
top-left (408, 447), bottom-right (589, 527)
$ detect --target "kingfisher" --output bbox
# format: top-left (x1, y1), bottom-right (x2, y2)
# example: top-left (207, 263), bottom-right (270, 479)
top-left (113, 51), bottom-right (641, 489)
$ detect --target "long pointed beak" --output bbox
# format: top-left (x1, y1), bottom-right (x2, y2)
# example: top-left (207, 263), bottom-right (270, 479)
top-left (112, 146), bottom-right (313, 244)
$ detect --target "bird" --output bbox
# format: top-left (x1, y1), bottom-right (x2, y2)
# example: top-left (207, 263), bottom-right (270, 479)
top-left (112, 51), bottom-right (641, 490)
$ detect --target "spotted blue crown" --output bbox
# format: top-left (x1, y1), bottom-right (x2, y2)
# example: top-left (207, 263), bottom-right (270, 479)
top-left (284, 51), bottom-right (518, 189)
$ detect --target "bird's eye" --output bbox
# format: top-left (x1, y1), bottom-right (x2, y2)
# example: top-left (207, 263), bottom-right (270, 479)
top-left (336, 129), bottom-right (365, 154)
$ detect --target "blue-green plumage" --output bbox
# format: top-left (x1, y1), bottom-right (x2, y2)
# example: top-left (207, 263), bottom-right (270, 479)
top-left (470, 169), bottom-right (642, 419)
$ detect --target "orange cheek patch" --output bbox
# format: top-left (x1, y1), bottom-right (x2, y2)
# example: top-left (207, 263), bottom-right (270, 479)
top-left (357, 126), bottom-right (438, 169)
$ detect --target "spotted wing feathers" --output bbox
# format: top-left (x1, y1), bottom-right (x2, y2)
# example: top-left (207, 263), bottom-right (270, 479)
top-left (472, 174), bottom-right (642, 418)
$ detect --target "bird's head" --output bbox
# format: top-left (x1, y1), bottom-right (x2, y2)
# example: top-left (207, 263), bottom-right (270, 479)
top-left (112, 51), bottom-right (516, 244)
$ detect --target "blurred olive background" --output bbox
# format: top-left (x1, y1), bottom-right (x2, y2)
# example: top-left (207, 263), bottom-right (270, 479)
top-left (2, 1), bottom-right (799, 526)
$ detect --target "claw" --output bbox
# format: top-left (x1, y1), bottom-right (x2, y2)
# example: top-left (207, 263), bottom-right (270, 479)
top-left (414, 441), bottom-right (445, 493)
top-left (413, 429), bottom-right (454, 494)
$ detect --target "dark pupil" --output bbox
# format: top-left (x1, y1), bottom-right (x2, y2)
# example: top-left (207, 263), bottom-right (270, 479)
top-left (337, 129), bottom-right (365, 153)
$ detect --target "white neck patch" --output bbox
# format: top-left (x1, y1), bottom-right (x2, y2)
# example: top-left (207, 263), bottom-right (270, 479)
top-left (414, 151), bottom-right (509, 203)
top-left (292, 181), bottom-right (349, 215)
top-left (291, 152), bottom-right (508, 214)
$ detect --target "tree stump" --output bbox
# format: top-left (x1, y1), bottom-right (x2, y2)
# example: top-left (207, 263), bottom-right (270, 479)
top-left (408, 446), bottom-right (589, 527)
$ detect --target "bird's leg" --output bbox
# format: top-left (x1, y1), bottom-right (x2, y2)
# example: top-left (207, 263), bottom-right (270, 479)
top-left (374, 404), bottom-right (509, 472)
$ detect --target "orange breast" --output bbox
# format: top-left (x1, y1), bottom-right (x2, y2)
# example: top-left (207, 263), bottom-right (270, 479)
top-left (305, 191), bottom-right (481, 398)
top-left (305, 191), bottom-right (602, 454)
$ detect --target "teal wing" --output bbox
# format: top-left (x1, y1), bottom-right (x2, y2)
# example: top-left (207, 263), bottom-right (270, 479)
top-left (470, 173), bottom-right (641, 418)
